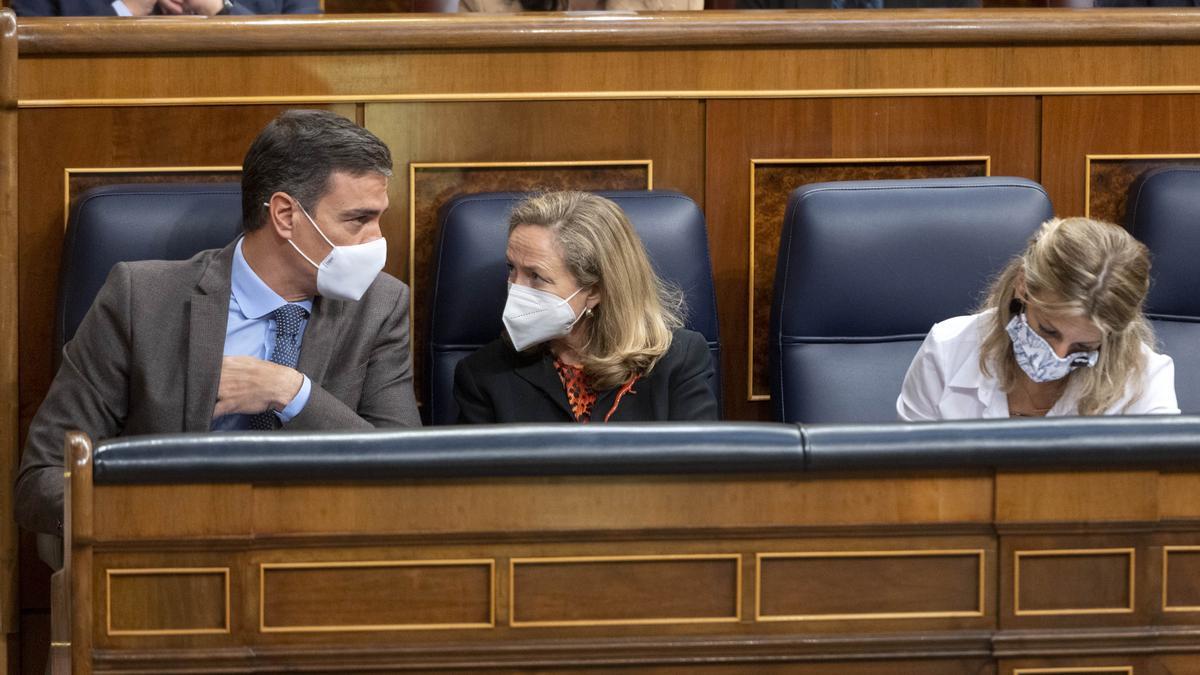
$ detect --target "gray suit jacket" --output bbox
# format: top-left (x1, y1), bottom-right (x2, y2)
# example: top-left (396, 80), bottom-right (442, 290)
top-left (15, 242), bottom-right (421, 534)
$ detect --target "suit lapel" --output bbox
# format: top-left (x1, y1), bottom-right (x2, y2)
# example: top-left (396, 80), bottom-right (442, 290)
top-left (296, 295), bottom-right (343, 384)
top-left (184, 244), bottom-right (236, 431)
top-left (514, 350), bottom-right (573, 418)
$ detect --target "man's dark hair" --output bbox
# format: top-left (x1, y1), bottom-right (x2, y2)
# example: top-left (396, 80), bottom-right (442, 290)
top-left (241, 109), bottom-right (393, 232)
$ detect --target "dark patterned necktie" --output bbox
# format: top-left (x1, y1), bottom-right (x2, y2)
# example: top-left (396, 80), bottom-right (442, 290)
top-left (248, 304), bottom-right (309, 431)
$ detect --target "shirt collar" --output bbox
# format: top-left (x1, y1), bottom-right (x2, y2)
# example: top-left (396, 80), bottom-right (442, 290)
top-left (231, 238), bottom-right (313, 319)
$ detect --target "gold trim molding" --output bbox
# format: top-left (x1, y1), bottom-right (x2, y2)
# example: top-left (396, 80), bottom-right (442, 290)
top-left (259, 559), bottom-right (496, 633)
top-left (106, 567), bottom-right (231, 637)
top-left (1162, 545), bottom-right (1200, 613)
top-left (1013, 548), bottom-right (1136, 617)
top-left (62, 165), bottom-right (242, 232)
top-left (754, 549), bottom-right (987, 622)
top-left (1084, 153), bottom-right (1200, 219)
top-left (21, 85), bottom-right (1200, 109)
top-left (746, 156), bottom-right (992, 402)
top-left (1012, 662), bottom-right (1132, 667)
top-left (509, 553), bottom-right (742, 628)
top-left (406, 159), bottom-right (653, 304)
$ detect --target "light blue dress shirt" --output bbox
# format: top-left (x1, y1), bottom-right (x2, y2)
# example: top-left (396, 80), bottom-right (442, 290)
top-left (211, 239), bottom-right (314, 430)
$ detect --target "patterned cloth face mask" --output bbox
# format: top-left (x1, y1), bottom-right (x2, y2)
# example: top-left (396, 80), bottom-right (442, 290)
top-left (1005, 312), bottom-right (1099, 383)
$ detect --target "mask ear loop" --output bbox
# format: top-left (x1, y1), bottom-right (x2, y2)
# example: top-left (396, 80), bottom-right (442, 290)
top-left (265, 198), bottom-right (333, 269)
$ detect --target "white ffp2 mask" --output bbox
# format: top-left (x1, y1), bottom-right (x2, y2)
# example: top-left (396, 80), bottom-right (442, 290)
top-left (281, 200), bottom-right (387, 302)
top-left (502, 284), bottom-right (586, 352)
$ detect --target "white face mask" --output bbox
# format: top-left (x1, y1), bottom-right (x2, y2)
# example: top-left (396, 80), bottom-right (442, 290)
top-left (1005, 312), bottom-right (1099, 383)
top-left (502, 283), bottom-right (587, 352)
top-left (275, 199), bottom-right (387, 302)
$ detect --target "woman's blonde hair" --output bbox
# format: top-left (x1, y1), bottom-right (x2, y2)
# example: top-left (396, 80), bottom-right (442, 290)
top-left (978, 217), bottom-right (1155, 415)
top-left (508, 191), bottom-right (684, 390)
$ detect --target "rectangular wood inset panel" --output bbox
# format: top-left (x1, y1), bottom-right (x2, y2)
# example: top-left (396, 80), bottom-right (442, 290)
top-left (260, 559), bottom-right (494, 633)
top-left (1015, 549), bottom-right (1135, 616)
top-left (1086, 154), bottom-right (1200, 224)
top-left (1164, 546), bottom-right (1200, 612)
top-left (747, 156), bottom-right (988, 400)
top-left (107, 568), bottom-right (229, 636)
top-left (510, 555), bottom-right (740, 627)
top-left (756, 550), bottom-right (985, 621)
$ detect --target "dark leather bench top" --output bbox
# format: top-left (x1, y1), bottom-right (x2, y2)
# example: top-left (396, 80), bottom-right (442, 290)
top-left (90, 417), bottom-right (1200, 485)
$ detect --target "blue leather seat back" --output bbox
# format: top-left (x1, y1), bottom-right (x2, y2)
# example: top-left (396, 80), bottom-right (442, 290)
top-left (57, 183), bottom-right (243, 353)
top-left (430, 190), bottom-right (720, 425)
top-left (1125, 166), bottom-right (1200, 413)
top-left (770, 177), bottom-right (1053, 423)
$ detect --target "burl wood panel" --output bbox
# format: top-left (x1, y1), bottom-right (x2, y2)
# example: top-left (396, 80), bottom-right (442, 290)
top-left (510, 557), bottom-right (738, 625)
top-left (1164, 548), bottom-right (1200, 610)
top-left (106, 570), bottom-right (227, 634)
top-left (261, 561), bottom-right (492, 630)
top-left (706, 97), bottom-right (1038, 416)
top-left (407, 162), bottom-right (650, 407)
top-left (1086, 156), bottom-right (1200, 225)
top-left (748, 158), bottom-right (988, 399)
top-left (1015, 551), bottom-right (1133, 614)
top-left (1042, 95), bottom-right (1200, 218)
top-left (757, 552), bottom-right (982, 620)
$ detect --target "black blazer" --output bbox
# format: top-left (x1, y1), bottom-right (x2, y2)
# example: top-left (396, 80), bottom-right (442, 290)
top-left (12, 0), bottom-right (319, 15)
top-left (454, 329), bottom-right (719, 424)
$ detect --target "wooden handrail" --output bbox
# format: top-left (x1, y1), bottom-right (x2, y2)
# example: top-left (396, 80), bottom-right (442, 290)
top-left (17, 9), bottom-right (1200, 55)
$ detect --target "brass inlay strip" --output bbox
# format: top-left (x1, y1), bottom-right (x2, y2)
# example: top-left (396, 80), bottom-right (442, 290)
top-left (1012, 662), bottom-right (1132, 667)
top-left (754, 549), bottom-right (987, 622)
top-left (407, 159), bottom-right (653, 315)
top-left (62, 165), bottom-right (242, 232)
top-left (259, 558), bottom-right (496, 633)
top-left (747, 156), bottom-right (992, 402)
top-left (1084, 153), bottom-right (1200, 219)
top-left (509, 553), bottom-right (742, 628)
top-left (1163, 545), bottom-right (1200, 613)
top-left (106, 567), bottom-right (231, 637)
top-left (1013, 548), bottom-right (1136, 616)
top-left (21, 85), bottom-right (1200, 109)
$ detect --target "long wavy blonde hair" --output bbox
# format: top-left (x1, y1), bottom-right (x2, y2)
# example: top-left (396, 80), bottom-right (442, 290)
top-left (978, 217), bottom-right (1155, 415)
top-left (508, 192), bottom-right (684, 390)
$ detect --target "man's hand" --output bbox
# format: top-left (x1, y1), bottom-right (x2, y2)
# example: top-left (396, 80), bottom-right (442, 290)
top-left (158, 0), bottom-right (226, 15)
top-left (213, 356), bottom-right (304, 419)
top-left (122, 0), bottom-right (159, 15)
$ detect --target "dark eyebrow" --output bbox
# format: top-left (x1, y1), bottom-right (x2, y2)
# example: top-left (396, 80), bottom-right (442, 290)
top-left (339, 208), bottom-right (382, 220)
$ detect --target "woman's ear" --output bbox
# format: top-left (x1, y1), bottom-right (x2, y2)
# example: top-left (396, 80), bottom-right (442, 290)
top-left (585, 285), bottom-right (603, 312)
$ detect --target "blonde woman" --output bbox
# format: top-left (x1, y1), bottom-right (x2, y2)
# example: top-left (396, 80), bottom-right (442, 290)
top-left (897, 217), bottom-right (1178, 420)
top-left (454, 192), bottom-right (718, 423)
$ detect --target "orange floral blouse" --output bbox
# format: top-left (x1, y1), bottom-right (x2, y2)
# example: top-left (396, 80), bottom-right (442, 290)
top-left (552, 359), bottom-right (639, 423)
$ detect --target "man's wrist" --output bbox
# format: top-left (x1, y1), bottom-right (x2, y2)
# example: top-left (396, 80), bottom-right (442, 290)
top-left (276, 374), bottom-right (311, 423)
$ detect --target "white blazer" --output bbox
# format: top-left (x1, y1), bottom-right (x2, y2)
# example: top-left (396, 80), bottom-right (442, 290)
top-left (896, 311), bottom-right (1180, 421)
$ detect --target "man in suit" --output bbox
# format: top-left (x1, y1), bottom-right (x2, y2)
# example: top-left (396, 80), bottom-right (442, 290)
top-left (12, 0), bottom-right (319, 16)
top-left (15, 109), bottom-right (421, 535)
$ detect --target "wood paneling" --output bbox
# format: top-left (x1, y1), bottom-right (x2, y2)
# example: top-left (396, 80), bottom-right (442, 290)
top-left (1014, 550), bottom-right (1133, 615)
top-left (1085, 155), bottom-right (1200, 225)
top-left (510, 556), bottom-right (739, 626)
top-left (0, 9), bottom-right (16, 675)
top-left (996, 471), bottom-right (1158, 523)
top-left (1163, 547), bottom-right (1200, 611)
top-left (757, 550), bottom-right (984, 621)
top-left (106, 569), bottom-right (228, 635)
top-left (1042, 95), bottom-right (1200, 217)
top-left (707, 97), bottom-right (1037, 416)
top-left (19, 11), bottom-right (1200, 55)
top-left (261, 560), bottom-right (493, 631)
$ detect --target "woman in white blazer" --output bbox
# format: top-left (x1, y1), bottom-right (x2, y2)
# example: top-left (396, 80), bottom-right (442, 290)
top-left (897, 217), bottom-right (1179, 420)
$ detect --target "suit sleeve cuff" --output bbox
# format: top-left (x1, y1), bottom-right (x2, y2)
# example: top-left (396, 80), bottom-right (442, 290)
top-left (111, 1), bottom-right (134, 15)
top-left (276, 375), bottom-right (311, 422)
